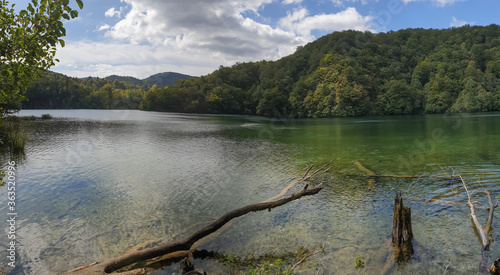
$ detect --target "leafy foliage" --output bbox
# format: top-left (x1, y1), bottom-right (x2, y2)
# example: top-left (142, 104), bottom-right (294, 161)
top-left (218, 246), bottom-right (322, 275)
top-left (140, 25), bottom-right (500, 117)
top-left (101, 72), bottom-right (192, 88)
top-left (23, 24), bottom-right (500, 117)
top-left (0, 0), bottom-right (82, 112)
top-left (23, 71), bottom-right (145, 109)
top-left (355, 256), bottom-right (365, 269)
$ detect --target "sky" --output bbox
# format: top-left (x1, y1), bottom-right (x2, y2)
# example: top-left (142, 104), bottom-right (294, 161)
top-left (30, 0), bottom-right (500, 79)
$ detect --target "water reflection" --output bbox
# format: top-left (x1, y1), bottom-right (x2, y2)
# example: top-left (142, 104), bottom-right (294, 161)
top-left (0, 110), bottom-right (499, 274)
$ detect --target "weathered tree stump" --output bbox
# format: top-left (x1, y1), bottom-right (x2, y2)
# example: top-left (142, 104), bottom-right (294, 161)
top-left (391, 193), bottom-right (413, 263)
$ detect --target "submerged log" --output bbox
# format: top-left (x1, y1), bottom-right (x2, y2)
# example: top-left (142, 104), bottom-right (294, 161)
top-left (65, 159), bottom-right (333, 275)
top-left (353, 161), bottom-right (376, 188)
top-left (391, 193), bottom-right (413, 263)
top-left (349, 160), bottom-right (454, 179)
top-left (353, 161), bottom-right (376, 176)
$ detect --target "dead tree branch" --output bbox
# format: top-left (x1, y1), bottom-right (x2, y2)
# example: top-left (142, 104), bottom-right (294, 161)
top-left (485, 190), bottom-right (496, 233)
top-left (289, 247), bottom-right (325, 272)
top-left (66, 263), bottom-right (98, 273)
top-left (460, 176), bottom-right (492, 250)
top-left (460, 175), bottom-right (498, 274)
top-left (66, 159), bottom-right (333, 274)
top-left (302, 164), bottom-right (314, 179)
top-left (303, 158), bottom-right (335, 181)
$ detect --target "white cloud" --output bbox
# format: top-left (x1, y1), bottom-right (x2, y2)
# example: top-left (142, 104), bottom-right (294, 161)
top-left (330, 0), bottom-right (373, 6)
top-left (102, 0), bottom-right (309, 68)
top-left (105, 7), bottom-right (123, 18)
top-left (331, 0), bottom-right (343, 6)
top-left (279, 8), bottom-right (309, 31)
top-left (282, 0), bottom-right (302, 5)
top-left (280, 7), bottom-right (374, 38)
top-left (434, 0), bottom-right (465, 5)
top-left (401, 0), bottom-right (465, 7)
top-left (96, 24), bottom-right (110, 32)
top-left (450, 16), bottom-right (474, 27)
top-left (53, 42), bottom-right (222, 78)
top-left (105, 0), bottom-right (286, 50)
top-left (54, 0), bottom-right (375, 78)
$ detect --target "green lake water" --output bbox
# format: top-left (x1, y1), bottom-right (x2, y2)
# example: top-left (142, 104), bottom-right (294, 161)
top-left (1, 109), bottom-right (500, 274)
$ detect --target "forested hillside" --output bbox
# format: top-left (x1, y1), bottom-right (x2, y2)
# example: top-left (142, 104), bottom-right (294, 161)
top-left (25, 25), bottom-right (500, 117)
top-left (23, 72), bottom-right (192, 109)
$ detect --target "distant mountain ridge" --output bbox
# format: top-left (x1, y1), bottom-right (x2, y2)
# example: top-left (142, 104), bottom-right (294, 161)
top-left (99, 72), bottom-right (193, 88)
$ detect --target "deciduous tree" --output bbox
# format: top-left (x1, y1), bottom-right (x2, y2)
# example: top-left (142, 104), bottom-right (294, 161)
top-left (0, 0), bottom-right (83, 112)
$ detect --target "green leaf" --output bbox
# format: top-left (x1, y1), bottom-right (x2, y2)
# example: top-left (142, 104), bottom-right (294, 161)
top-left (70, 10), bottom-right (78, 19)
top-left (27, 3), bottom-right (35, 14)
top-left (19, 10), bottom-right (28, 17)
top-left (63, 0), bottom-right (69, 6)
top-left (48, 37), bottom-right (56, 46)
top-left (75, 0), bottom-right (83, 9)
top-left (58, 39), bottom-right (65, 47)
top-left (62, 13), bottom-right (70, 20)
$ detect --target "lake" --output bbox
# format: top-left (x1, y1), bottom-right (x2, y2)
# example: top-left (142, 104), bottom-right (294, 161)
top-left (1, 109), bottom-right (500, 274)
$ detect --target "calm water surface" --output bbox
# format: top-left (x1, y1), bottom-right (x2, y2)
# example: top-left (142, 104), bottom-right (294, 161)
top-left (1, 109), bottom-right (500, 274)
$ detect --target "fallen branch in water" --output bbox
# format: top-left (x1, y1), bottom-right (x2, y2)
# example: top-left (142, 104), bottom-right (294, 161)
top-left (66, 159), bottom-right (333, 274)
top-left (289, 247), bottom-right (325, 272)
top-left (460, 176), bottom-right (495, 249)
top-left (303, 158), bottom-right (335, 181)
top-left (347, 160), bottom-right (455, 179)
top-left (460, 175), bottom-right (497, 274)
top-left (66, 262), bottom-right (98, 273)
top-left (353, 161), bottom-right (376, 176)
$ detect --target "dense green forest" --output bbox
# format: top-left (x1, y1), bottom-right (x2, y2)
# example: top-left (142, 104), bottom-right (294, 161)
top-left (25, 24), bottom-right (500, 117)
top-left (22, 72), bottom-right (192, 109)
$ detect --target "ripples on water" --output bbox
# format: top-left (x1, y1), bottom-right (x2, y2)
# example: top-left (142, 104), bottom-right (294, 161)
top-left (0, 110), bottom-right (500, 274)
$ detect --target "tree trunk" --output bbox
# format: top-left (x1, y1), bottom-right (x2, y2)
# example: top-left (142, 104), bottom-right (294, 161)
top-left (391, 193), bottom-right (413, 263)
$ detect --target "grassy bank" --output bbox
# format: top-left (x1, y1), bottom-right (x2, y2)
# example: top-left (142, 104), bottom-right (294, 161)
top-left (0, 116), bottom-right (27, 152)
top-left (0, 114), bottom-right (52, 152)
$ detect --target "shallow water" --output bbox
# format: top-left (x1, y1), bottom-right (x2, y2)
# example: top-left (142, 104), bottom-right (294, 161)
top-left (1, 110), bottom-right (500, 274)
